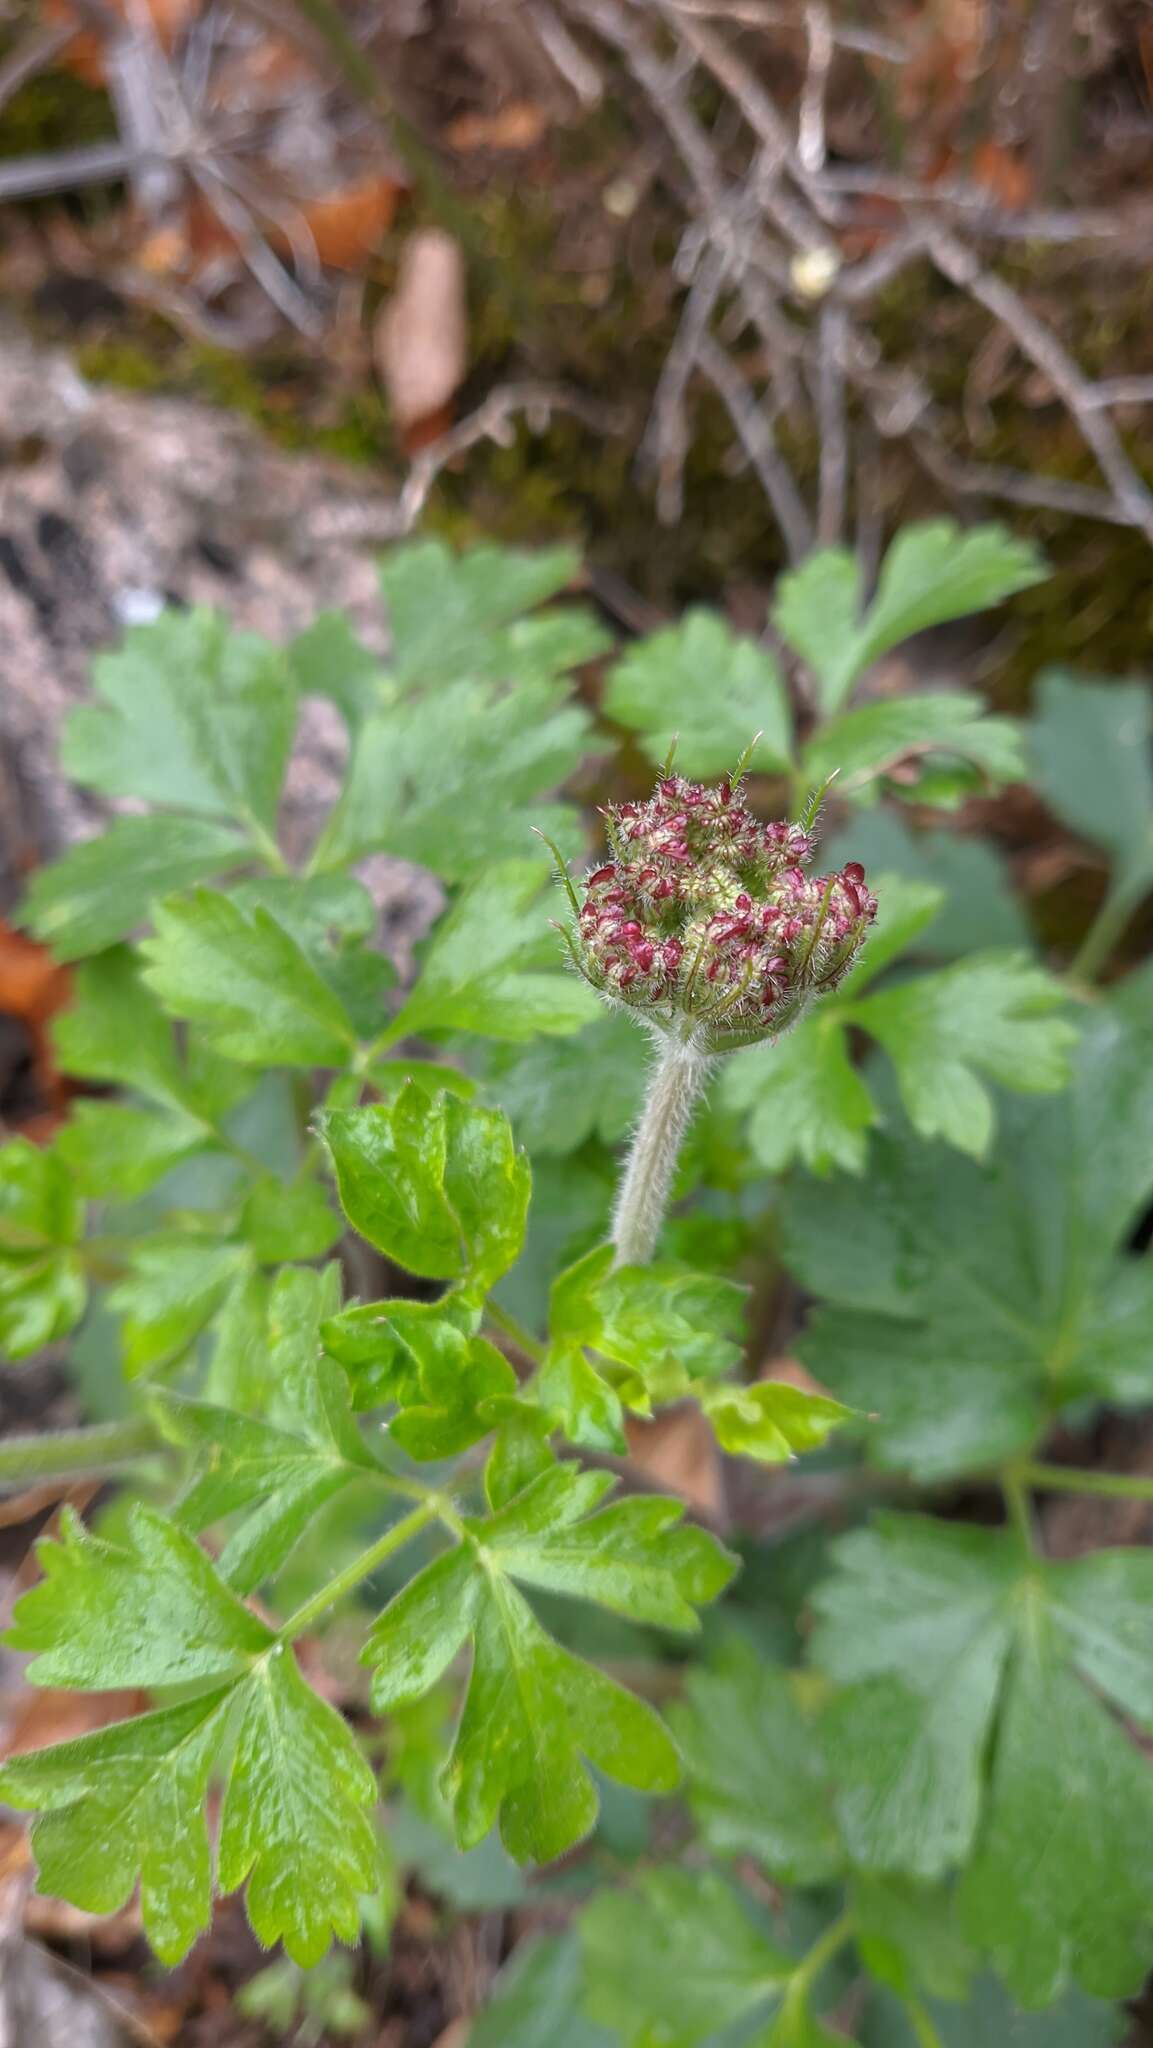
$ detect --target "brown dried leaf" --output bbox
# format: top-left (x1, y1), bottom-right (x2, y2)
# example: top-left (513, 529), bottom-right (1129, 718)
top-left (625, 1404), bottom-right (724, 1518)
top-left (374, 229), bottom-right (467, 450)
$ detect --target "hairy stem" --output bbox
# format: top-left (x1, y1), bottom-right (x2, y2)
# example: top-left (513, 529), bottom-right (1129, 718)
top-left (0, 1415), bottom-right (160, 1487)
top-left (612, 1033), bottom-right (712, 1267)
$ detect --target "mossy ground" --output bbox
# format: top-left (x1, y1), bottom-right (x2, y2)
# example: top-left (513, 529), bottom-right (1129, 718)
top-left (7, 64), bottom-right (1153, 679)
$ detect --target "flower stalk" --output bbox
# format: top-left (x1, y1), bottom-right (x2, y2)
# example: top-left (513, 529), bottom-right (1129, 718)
top-left (612, 1031), bottom-right (713, 1267)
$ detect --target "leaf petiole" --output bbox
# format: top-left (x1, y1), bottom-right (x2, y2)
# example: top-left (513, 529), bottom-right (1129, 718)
top-left (776, 1909), bottom-right (855, 2027)
top-left (485, 1298), bottom-right (546, 1366)
top-left (903, 1993), bottom-right (946, 2048)
top-left (277, 1501), bottom-right (437, 1641)
top-left (1018, 1460), bottom-right (1153, 1504)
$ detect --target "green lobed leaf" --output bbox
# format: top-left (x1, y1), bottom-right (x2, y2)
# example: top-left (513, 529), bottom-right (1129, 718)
top-left (803, 694), bottom-right (1026, 800)
top-left (0, 1646), bottom-right (382, 1970)
top-left (158, 1390), bottom-right (372, 1592)
top-left (720, 872), bottom-right (1011, 1179)
top-left (320, 1088), bottom-right (530, 1292)
top-left (579, 1867), bottom-right (793, 2045)
top-left (551, 1244), bottom-right (745, 1390)
top-left (53, 946), bottom-right (201, 1114)
top-left (392, 859), bottom-right (599, 1042)
top-left (238, 1175), bottom-right (342, 1263)
top-left (812, 1510), bottom-right (1153, 2002)
top-left (722, 1015), bottom-right (876, 1176)
top-left (0, 1689), bottom-right (230, 1963)
top-left (823, 810), bottom-right (1031, 959)
top-left (701, 1379), bottom-right (854, 1464)
top-left (157, 1265), bottom-right (375, 1590)
top-left (771, 546), bottom-right (862, 715)
top-left (603, 610), bottom-right (793, 776)
top-left (205, 1267), bottom-right (272, 1409)
top-left (1029, 667), bottom-right (1153, 904)
top-left (387, 1322), bottom-right (516, 1461)
top-left (812, 1516), bottom-right (1019, 1880)
top-left (21, 814), bottom-right (253, 960)
top-left (671, 1647), bottom-right (843, 1884)
top-left (781, 991), bottom-right (1153, 1482)
top-left (323, 1291), bottom-right (478, 1411)
top-left (141, 889), bottom-right (360, 1067)
top-left (468, 1932), bottom-right (615, 2048)
top-left (378, 538), bottom-right (606, 692)
top-left (959, 1613), bottom-right (1153, 2007)
top-left (5, 1502), bottom-right (274, 1687)
top-left (56, 1100), bottom-right (210, 1200)
top-left (314, 682), bottom-right (593, 879)
top-left (217, 1642), bottom-right (383, 1966)
top-left (845, 952), bottom-right (1076, 1158)
top-left (226, 873), bottom-right (394, 1038)
top-left (0, 1138), bottom-right (87, 1359)
top-left (479, 1011), bottom-right (647, 1157)
top-left (776, 522), bottom-right (1045, 714)
top-left (288, 611), bottom-right (389, 728)
top-left (61, 609), bottom-right (296, 833)
top-left (109, 1237), bottom-right (250, 1376)
top-left (365, 1468), bottom-right (735, 1861)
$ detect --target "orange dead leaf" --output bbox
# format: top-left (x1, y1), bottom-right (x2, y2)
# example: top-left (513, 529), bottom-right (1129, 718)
top-left (970, 140), bottom-right (1033, 211)
top-left (180, 171), bottom-right (404, 279)
top-left (44, 0), bottom-right (200, 86)
top-left (0, 917), bottom-right (71, 1136)
top-left (291, 173), bottom-right (405, 272)
top-left (445, 101), bottom-right (548, 154)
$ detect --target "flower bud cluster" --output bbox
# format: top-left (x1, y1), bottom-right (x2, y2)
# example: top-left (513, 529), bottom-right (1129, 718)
top-left (566, 772), bottom-right (876, 1052)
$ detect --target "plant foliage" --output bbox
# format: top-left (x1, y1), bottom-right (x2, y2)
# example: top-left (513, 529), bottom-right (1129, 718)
top-left (0, 525), bottom-right (1147, 2046)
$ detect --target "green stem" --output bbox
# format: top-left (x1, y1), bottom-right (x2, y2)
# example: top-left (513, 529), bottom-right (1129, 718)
top-left (904, 1994), bottom-right (946, 2048)
top-left (782, 1910), bottom-right (854, 2014)
top-left (1020, 1460), bottom-right (1153, 1503)
top-left (277, 1501), bottom-right (435, 1640)
top-left (611, 1032), bottom-right (712, 1267)
top-left (0, 1415), bottom-right (161, 1487)
top-left (245, 818), bottom-right (291, 877)
top-left (485, 1299), bottom-right (546, 1366)
top-left (1001, 1467), bottom-right (1037, 1556)
top-left (1068, 878), bottom-right (1143, 983)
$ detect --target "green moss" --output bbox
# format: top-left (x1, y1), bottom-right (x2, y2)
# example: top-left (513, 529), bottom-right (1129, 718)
top-left (0, 66), bottom-right (115, 161)
top-left (73, 336), bottom-right (169, 392)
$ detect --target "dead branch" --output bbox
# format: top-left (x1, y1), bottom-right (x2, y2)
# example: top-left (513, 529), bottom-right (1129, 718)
top-left (640, 246), bottom-right (729, 523)
top-left (696, 334), bottom-right (813, 561)
top-left (661, 0), bottom-right (906, 63)
top-left (925, 225), bottom-right (1153, 544)
top-left (307, 382), bottom-right (627, 545)
top-left (797, 1), bottom-right (833, 175)
top-left (815, 299), bottom-right (848, 543)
